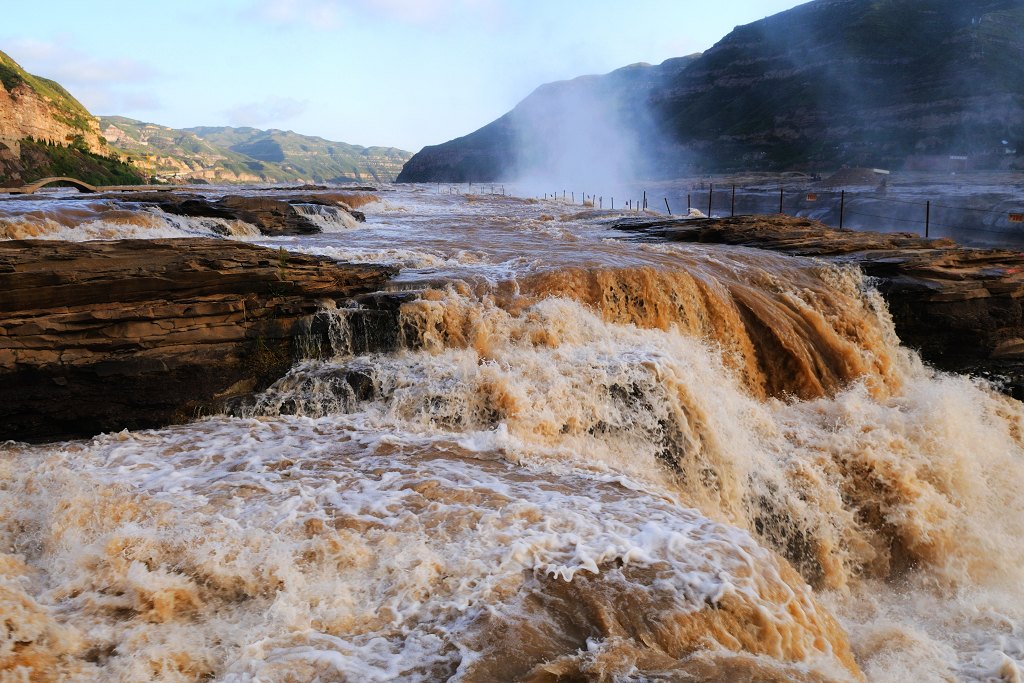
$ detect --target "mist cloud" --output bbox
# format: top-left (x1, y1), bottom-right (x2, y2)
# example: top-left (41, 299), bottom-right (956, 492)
top-left (508, 64), bottom-right (677, 196)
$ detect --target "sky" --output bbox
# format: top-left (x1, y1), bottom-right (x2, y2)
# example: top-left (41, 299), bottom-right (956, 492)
top-left (1, 0), bottom-right (803, 152)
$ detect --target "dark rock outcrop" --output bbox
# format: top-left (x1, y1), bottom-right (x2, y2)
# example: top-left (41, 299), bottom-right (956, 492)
top-left (0, 239), bottom-right (397, 441)
top-left (652, 0), bottom-right (1024, 172)
top-left (612, 214), bottom-right (1024, 394)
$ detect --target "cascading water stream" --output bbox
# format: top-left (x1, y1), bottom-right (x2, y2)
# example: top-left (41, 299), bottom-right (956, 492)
top-left (0, 198), bottom-right (263, 240)
top-left (1, 185), bottom-right (1022, 682)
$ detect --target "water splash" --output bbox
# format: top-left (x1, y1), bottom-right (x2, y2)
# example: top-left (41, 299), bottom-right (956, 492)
top-left (2, 186), bottom-right (1022, 681)
top-left (0, 200), bottom-right (259, 241)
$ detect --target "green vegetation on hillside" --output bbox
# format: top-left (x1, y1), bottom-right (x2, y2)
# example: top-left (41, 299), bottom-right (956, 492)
top-left (99, 116), bottom-right (269, 180)
top-left (100, 117), bottom-right (412, 184)
top-left (185, 126), bottom-right (410, 183)
top-left (15, 138), bottom-right (143, 186)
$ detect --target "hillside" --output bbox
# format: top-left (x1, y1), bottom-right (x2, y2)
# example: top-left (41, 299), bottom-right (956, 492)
top-left (0, 50), bottom-right (142, 186)
top-left (398, 0), bottom-right (1024, 180)
top-left (0, 49), bottom-right (106, 154)
top-left (654, 0), bottom-right (1024, 172)
top-left (102, 118), bottom-right (413, 184)
top-left (188, 127), bottom-right (411, 183)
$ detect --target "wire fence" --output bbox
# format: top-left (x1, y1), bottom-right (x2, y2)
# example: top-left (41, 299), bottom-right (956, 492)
top-left (437, 181), bottom-right (1024, 247)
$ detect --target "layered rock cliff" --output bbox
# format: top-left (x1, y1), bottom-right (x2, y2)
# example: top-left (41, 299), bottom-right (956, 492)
top-left (0, 50), bottom-right (105, 154)
top-left (398, 0), bottom-right (1024, 180)
top-left (654, 0), bottom-right (1024, 171)
top-left (0, 50), bottom-right (143, 186)
top-left (0, 239), bottom-right (397, 441)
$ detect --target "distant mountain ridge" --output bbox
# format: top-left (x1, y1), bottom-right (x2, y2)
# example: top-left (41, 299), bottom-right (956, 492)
top-left (399, 0), bottom-right (1024, 181)
top-left (101, 118), bottom-right (413, 184)
top-left (0, 45), bottom-right (411, 186)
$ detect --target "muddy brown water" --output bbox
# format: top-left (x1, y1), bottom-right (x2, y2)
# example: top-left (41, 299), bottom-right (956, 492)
top-left (1, 185), bottom-right (1022, 681)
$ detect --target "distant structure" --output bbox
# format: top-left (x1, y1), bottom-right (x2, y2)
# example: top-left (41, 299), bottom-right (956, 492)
top-left (7, 177), bottom-right (183, 195)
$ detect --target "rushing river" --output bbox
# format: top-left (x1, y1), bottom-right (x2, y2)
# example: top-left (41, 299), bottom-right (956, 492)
top-left (1, 185), bottom-right (1023, 682)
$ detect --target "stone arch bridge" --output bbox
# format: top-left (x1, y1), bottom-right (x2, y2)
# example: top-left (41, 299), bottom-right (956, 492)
top-left (6, 177), bottom-right (184, 195)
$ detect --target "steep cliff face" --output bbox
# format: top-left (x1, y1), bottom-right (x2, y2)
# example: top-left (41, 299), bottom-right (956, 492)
top-left (656, 0), bottom-right (1024, 171)
top-left (0, 50), bottom-right (106, 154)
top-left (398, 0), bottom-right (1024, 180)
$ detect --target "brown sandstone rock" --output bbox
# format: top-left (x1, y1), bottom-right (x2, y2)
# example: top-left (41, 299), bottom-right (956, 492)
top-left (0, 239), bottom-right (397, 441)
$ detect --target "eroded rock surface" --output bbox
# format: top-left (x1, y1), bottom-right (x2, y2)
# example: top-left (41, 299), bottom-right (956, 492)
top-left (0, 239), bottom-right (397, 441)
top-left (613, 214), bottom-right (1024, 393)
top-left (83, 192), bottom-right (369, 235)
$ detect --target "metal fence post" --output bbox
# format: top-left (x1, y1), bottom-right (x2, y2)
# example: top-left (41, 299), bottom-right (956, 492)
top-left (839, 190), bottom-right (845, 229)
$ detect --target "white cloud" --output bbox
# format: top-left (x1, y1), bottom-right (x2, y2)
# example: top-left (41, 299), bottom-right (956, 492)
top-left (6, 38), bottom-right (159, 84)
top-left (225, 96), bottom-right (309, 127)
top-left (248, 0), bottom-right (343, 29)
top-left (71, 87), bottom-right (163, 115)
top-left (2, 38), bottom-right (163, 115)
top-left (244, 0), bottom-right (497, 29)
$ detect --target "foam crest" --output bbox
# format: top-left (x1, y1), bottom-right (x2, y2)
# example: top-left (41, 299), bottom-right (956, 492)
top-left (0, 202), bottom-right (259, 241)
top-left (0, 424), bottom-right (861, 681)
top-left (249, 281), bottom-right (1024, 680)
top-left (290, 203), bottom-right (360, 232)
top-left (2, 186), bottom-right (1023, 681)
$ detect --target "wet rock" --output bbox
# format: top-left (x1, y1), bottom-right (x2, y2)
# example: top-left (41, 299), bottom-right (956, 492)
top-left (303, 293), bottom-right (413, 359)
top-left (83, 191), bottom-right (367, 235)
top-left (0, 238), bottom-right (397, 441)
top-left (612, 214), bottom-right (1024, 392)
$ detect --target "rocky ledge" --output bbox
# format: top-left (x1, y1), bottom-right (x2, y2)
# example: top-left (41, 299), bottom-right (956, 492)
top-left (0, 239), bottom-right (397, 441)
top-left (85, 191), bottom-right (373, 236)
top-left (612, 214), bottom-right (1024, 395)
